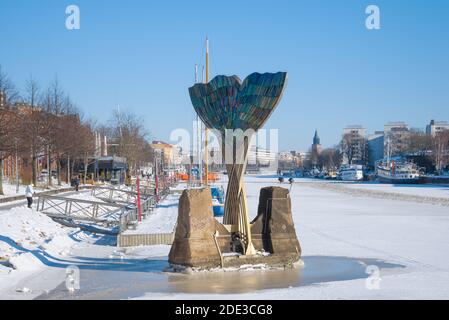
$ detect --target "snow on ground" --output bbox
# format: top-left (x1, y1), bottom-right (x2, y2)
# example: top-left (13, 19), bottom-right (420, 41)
top-left (298, 179), bottom-right (449, 207)
top-left (0, 189), bottom-right (117, 298)
top-left (123, 193), bottom-right (180, 235)
top-left (338, 181), bottom-right (449, 198)
top-left (3, 176), bottom-right (449, 299)
top-left (0, 204), bottom-right (75, 294)
top-left (0, 183), bottom-right (27, 198)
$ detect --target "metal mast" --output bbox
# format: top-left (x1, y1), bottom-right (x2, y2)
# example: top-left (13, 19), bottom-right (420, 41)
top-left (204, 37), bottom-right (209, 186)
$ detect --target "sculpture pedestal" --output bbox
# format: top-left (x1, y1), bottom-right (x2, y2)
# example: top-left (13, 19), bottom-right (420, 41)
top-left (169, 186), bottom-right (301, 270)
top-left (168, 188), bottom-right (222, 268)
top-left (250, 186), bottom-right (301, 265)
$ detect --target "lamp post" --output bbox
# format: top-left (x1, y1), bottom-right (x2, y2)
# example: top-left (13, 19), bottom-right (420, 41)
top-left (15, 138), bottom-right (19, 193)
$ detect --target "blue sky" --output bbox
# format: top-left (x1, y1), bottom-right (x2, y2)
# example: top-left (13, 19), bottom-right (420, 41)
top-left (1, 0), bottom-right (448, 151)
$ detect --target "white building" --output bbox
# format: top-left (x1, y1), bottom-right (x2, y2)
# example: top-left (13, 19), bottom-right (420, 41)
top-left (248, 145), bottom-right (277, 166)
top-left (384, 122), bottom-right (410, 156)
top-left (426, 120), bottom-right (449, 136)
top-left (342, 125), bottom-right (367, 165)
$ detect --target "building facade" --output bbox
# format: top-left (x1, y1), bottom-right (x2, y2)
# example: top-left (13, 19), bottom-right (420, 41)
top-left (248, 145), bottom-right (277, 167)
top-left (384, 122), bottom-right (410, 157)
top-left (426, 120), bottom-right (449, 136)
top-left (367, 131), bottom-right (384, 167)
top-left (342, 125), bottom-right (367, 165)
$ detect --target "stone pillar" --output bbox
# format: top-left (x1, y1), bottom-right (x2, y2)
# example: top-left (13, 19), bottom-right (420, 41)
top-left (251, 187), bottom-right (301, 261)
top-left (168, 187), bottom-right (222, 268)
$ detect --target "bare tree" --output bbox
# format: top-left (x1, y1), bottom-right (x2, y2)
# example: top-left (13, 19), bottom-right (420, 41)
top-left (22, 75), bottom-right (42, 186)
top-left (0, 108), bottom-right (20, 195)
top-left (107, 110), bottom-right (152, 176)
top-left (0, 67), bottom-right (20, 194)
top-left (318, 147), bottom-right (342, 171)
top-left (433, 130), bottom-right (449, 173)
top-left (0, 65), bottom-right (19, 105)
top-left (406, 128), bottom-right (432, 156)
top-left (340, 133), bottom-right (367, 165)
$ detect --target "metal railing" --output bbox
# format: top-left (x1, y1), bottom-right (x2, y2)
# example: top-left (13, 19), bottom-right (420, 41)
top-left (92, 185), bottom-right (154, 204)
top-left (91, 186), bottom-right (137, 204)
top-left (37, 183), bottom-right (176, 233)
top-left (36, 195), bottom-right (126, 226)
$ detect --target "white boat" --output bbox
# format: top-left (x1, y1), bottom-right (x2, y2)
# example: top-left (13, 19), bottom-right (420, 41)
top-left (376, 137), bottom-right (422, 184)
top-left (376, 160), bottom-right (421, 184)
top-left (339, 165), bottom-right (364, 181)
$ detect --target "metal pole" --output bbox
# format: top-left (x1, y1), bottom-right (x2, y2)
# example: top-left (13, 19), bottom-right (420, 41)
top-left (155, 151), bottom-right (159, 203)
top-left (204, 37), bottom-right (209, 186)
top-left (67, 155), bottom-right (70, 185)
top-left (136, 176), bottom-right (142, 222)
top-left (15, 140), bottom-right (19, 193)
top-left (47, 145), bottom-right (51, 187)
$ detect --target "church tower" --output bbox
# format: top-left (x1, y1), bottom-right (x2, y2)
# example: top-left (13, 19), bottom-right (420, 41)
top-left (311, 130), bottom-right (322, 166)
top-left (312, 130), bottom-right (322, 154)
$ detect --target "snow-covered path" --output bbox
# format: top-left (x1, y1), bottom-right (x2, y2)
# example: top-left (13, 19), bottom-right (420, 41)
top-left (2, 177), bottom-right (449, 299)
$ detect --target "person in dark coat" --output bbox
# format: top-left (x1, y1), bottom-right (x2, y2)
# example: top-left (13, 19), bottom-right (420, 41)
top-left (74, 176), bottom-right (80, 192)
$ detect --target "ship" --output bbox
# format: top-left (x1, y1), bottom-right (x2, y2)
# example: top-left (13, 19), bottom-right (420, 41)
top-left (376, 137), bottom-right (422, 184)
top-left (376, 159), bottom-right (422, 184)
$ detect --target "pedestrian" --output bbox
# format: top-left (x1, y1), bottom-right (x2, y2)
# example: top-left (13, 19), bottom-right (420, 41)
top-left (25, 184), bottom-right (34, 209)
top-left (75, 175), bottom-right (80, 192)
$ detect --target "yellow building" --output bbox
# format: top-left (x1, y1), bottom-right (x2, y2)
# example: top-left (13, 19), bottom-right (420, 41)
top-left (150, 141), bottom-right (174, 165)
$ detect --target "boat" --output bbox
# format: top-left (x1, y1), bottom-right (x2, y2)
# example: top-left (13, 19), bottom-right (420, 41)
top-left (376, 137), bottom-right (422, 184)
top-left (376, 159), bottom-right (422, 184)
top-left (338, 164), bottom-right (364, 181)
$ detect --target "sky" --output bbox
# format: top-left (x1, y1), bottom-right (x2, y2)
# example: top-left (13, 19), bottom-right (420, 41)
top-left (1, 0), bottom-right (448, 151)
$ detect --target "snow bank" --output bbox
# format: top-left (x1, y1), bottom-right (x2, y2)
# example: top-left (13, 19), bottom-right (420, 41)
top-left (0, 264), bottom-right (11, 275)
top-left (8, 253), bottom-right (42, 272)
top-left (301, 181), bottom-right (449, 207)
top-left (0, 205), bottom-right (74, 272)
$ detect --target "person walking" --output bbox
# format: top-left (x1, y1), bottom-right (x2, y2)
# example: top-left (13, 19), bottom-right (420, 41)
top-left (25, 184), bottom-right (34, 209)
top-left (75, 176), bottom-right (80, 192)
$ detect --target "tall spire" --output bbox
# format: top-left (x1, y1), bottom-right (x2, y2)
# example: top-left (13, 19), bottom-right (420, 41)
top-left (313, 129), bottom-right (320, 145)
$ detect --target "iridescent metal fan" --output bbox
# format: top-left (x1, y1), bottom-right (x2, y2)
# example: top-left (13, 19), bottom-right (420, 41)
top-left (189, 72), bottom-right (287, 255)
